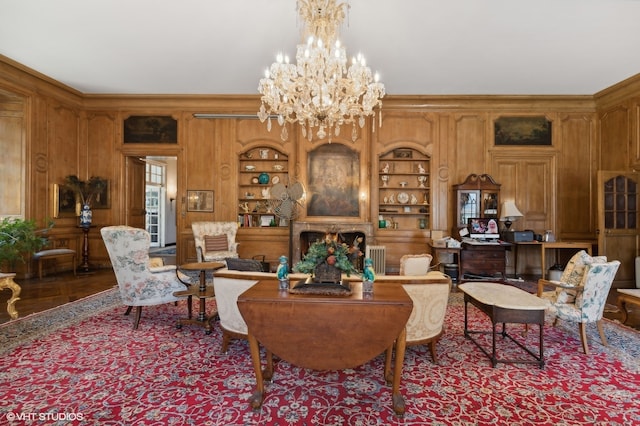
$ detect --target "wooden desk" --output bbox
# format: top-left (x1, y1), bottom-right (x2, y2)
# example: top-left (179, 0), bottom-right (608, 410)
top-left (459, 242), bottom-right (511, 281)
top-left (514, 241), bottom-right (593, 278)
top-left (237, 279), bottom-right (413, 416)
top-left (174, 261), bottom-right (224, 334)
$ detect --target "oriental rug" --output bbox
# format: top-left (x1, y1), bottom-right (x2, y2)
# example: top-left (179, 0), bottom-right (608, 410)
top-left (0, 289), bottom-right (639, 425)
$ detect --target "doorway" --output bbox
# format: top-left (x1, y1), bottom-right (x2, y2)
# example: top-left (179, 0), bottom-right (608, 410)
top-left (125, 155), bottom-right (177, 249)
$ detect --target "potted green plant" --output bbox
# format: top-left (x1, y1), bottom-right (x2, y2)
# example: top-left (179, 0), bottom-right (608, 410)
top-left (0, 217), bottom-right (52, 272)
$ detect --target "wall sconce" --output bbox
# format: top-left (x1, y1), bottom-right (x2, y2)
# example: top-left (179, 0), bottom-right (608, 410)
top-left (167, 185), bottom-right (177, 210)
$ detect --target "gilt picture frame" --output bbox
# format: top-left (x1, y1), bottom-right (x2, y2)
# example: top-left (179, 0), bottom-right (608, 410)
top-left (53, 183), bottom-right (79, 218)
top-left (187, 190), bottom-right (214, 212)
top-left (307, 143), bottom-right (360, 217)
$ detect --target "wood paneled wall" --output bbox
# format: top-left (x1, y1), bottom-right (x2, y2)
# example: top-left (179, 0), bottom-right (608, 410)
top-left (1, 55), bottom-right (638, 276)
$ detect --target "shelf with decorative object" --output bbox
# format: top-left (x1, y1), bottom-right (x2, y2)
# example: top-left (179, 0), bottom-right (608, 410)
top-left (238, 147), bottom-right (289, 228)
top-left (377, 148), bottom-right (430, 230)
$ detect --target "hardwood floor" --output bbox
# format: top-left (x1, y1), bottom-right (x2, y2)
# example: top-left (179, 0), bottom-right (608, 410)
top-left (0, 268), bottom-right (118, 323)
top-left (1, 266), bottom-right (639, 331)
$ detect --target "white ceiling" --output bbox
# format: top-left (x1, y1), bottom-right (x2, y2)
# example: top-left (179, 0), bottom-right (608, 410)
top-left (1, 0), bottom-right (639, 96)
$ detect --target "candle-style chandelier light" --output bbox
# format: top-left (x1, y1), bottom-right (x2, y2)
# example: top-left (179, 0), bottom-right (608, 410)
top-left (257, 0), bottom-right (385, 142)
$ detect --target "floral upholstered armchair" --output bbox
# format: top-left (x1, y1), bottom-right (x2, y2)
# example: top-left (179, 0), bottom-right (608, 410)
top-left (101, 226), bottom-right (189, 329)
top-left (538, 252), bottom-right (620, 354)
top-left (191, 221), bottom-right (239, 263)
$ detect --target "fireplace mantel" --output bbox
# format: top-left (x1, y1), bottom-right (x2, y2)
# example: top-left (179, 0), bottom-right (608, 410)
top-left (292, 221), bottom-right (375, 265)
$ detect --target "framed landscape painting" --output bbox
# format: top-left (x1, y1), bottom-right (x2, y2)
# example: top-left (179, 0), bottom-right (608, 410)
top-left (494, 116), bottom-right (552, 146)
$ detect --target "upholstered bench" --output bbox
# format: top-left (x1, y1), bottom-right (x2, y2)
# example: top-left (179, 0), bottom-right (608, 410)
top-left (32, 248), bottom-right (77, 279)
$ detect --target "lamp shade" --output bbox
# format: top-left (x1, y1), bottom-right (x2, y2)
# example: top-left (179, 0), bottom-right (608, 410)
top-left (500, 200), bottom-right (523, 220)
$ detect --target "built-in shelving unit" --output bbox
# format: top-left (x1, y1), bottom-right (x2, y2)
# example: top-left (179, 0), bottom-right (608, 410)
top-left (377, 148), bottom-right (430, 230)
top-left (238, 147), bottom-right (288, 228)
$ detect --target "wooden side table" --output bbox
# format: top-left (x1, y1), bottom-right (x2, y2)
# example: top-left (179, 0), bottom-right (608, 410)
top-left (0, 273), bottom-right (21, 319)
top-left (617, 289), bottom-right (640, 324)
top-left (173, 261), bottom-right (224, 334)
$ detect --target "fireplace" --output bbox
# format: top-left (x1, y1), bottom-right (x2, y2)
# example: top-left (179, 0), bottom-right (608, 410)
top-left (292, 222), bottom-right (375, 270)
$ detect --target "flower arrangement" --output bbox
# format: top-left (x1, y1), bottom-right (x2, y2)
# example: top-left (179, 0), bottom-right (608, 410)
top-left (64, 175), bottom-right (108, 207)
top-left (293, 237), bottom-right (359, 277)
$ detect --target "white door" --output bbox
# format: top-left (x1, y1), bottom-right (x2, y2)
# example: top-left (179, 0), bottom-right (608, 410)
top-left (146, 185), bottom-right (165, 247)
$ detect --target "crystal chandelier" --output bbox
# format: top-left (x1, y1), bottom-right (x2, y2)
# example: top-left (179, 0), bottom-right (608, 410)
top-left (257, 0), bottom-right (385, 142)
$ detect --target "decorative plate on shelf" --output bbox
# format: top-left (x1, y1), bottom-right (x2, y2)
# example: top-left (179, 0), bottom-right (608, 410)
top-left (397, 192), bottom-right (410, 204)
top-left (272, 176), bottom-right (280, 184)
top-left (251, 177), bottom-right (259, 184)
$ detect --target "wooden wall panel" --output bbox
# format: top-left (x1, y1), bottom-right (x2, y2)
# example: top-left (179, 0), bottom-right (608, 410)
top-left (558, 114), bottom-right (597, 237)
top-left (451, 114), bottom-right (488, 185)
top-left (0, 108), bottom-right (25, 216)
top-left (6, 54), bottom-right (640, 274)
top-left (632, 99), bottom-right (640, 169)
top-left (86, 113), bottom-right (118, 227)
top-left (599, 105), bottom-right (629, 171)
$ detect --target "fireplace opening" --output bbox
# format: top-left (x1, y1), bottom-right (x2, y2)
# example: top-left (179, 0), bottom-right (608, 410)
top-left (300, 231), bottom-right (366, 271)
top-left (292, 222), bottom-right (375, 269)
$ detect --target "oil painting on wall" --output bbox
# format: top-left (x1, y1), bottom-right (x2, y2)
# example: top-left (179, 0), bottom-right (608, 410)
top-left (307, 144), bottom-right (360, 217)
top-left (494, 116), bottom-right (552, 145)
top-left (124, 116), bottom-right (178, 143)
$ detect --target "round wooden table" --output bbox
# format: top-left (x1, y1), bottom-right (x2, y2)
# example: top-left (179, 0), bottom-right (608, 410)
top-left (173, 261), bottom-right (224, 334)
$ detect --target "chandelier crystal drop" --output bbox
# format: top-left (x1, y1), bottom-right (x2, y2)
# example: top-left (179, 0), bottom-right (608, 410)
top-left (257, 0), bottom-right (385, 142)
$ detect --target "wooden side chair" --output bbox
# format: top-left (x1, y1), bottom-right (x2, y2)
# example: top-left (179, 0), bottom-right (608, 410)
top-left (212, 277), bottom-right (258, 352)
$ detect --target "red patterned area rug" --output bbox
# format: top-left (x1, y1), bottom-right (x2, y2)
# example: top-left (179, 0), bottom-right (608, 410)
top-left (0, 289), bottom-right (639, 425)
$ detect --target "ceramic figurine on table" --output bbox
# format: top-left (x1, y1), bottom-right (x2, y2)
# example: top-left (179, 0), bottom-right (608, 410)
top-left (277, 255), bottom-right (289, 289)
top-left (363, 258), bottom-right (376, 282)
top-left (363, 258), bottom-right (375, 294)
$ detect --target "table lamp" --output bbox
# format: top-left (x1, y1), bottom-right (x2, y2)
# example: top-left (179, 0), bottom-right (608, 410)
top-left (499, 200), bottom-right (523, 230)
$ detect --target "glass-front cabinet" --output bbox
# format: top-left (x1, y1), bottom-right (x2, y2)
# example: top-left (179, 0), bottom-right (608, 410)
top-left (453, 174), bottom-right (501, 235)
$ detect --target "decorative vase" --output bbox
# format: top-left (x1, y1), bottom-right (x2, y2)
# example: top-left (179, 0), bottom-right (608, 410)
top-left (80, 204), bottom-right (92, 228)
top-left (258, 172), bottom-right (270, 184)
top-left (314, 263), bottom-right (342, 284)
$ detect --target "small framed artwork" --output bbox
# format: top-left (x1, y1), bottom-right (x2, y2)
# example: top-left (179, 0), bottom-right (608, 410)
top-left (92, 180), bottom-right (111, 209)
top-left (494, 116), bottom-right (552, 146)
top-left (53, 183), bottom-right (79, 218)
top-left (187, 190), bottom-right (214, 212)
top-left (260, 215), bottom-right (275, 227)
top-left (393, 149), bottom-right (413, 159)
